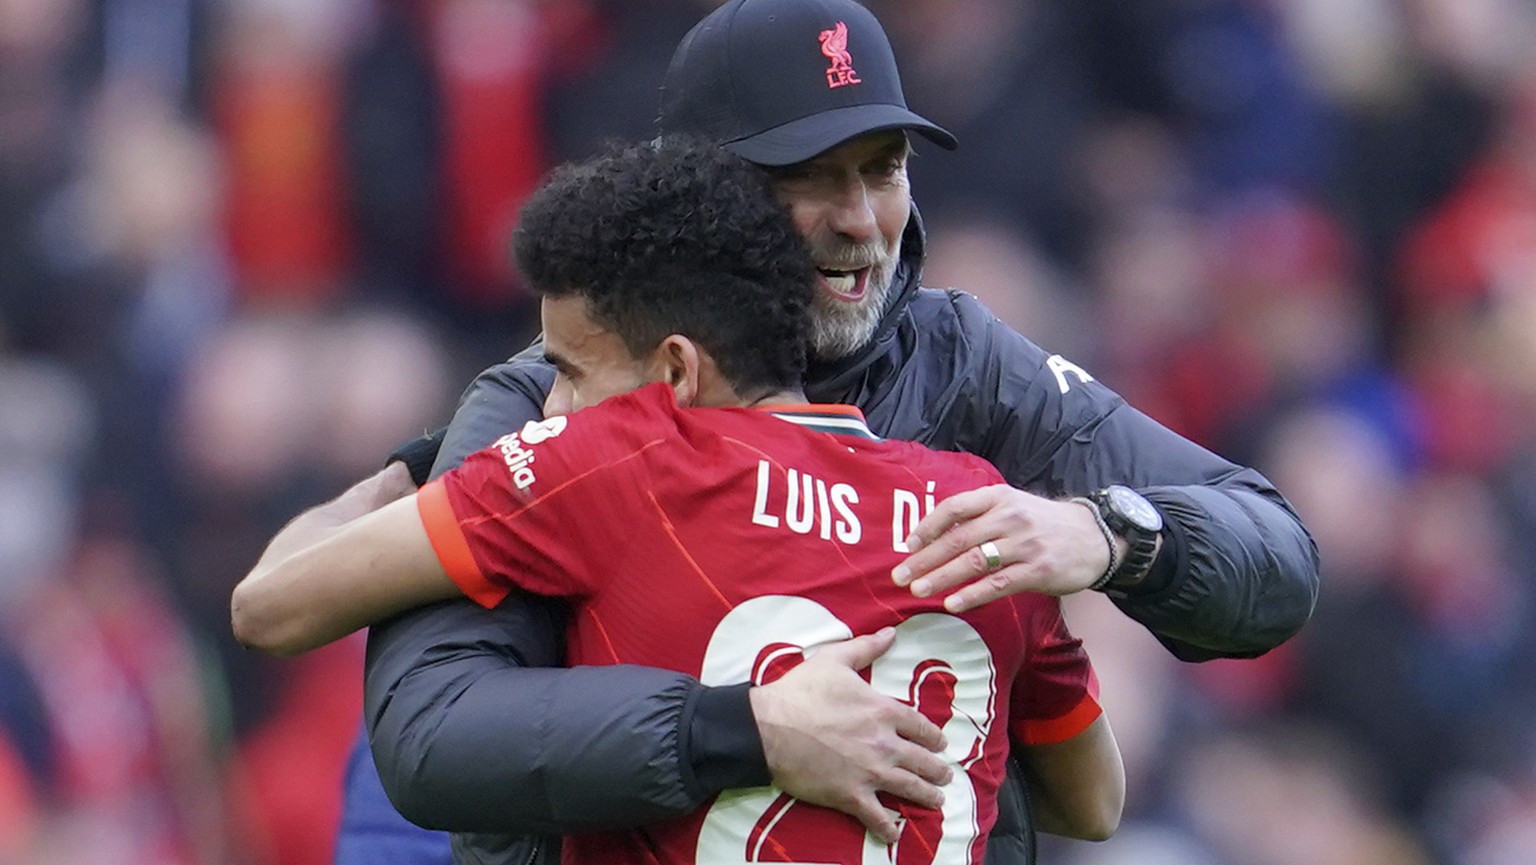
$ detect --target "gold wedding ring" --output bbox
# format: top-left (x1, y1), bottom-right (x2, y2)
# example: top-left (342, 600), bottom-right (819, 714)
top-left (979, 540), bottom-right (1003, 572)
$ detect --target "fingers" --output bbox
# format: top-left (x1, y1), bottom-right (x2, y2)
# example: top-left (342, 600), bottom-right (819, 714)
top-left (902, 544), bottom-right (1009, 600)
top-left (889, 701), bottom-right (947, 754)
top-left (878, 704), bottom-right (952, 799)
top-left (751, 638), bottom-right (957, 845)
top-left (847, 766), bottom-right (948, 845)
top-left (877, 763), bottom-right (947, 810)
top-left (901, 486), bottom-right (1003, 553)
top-left (845, 795), bottom-right (903, 845)
top-left (890, 736), bottom-right (953, 787)
top-left (813, 626), bottom-right (896, 671)
top-left (892, 534), bottom-right (1000, 596)
top-left (893, 538), bottom-right (997, 597)
top-left (939, 569), bottom-right (1019, 614)
top-left (892, 489), bottom-right (1012, 591)
top-left (892, 487), bottom-right (1103, 606)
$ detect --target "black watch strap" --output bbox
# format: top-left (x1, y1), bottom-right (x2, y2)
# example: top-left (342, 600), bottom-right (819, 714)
top-left (1107, 524), bottom-right (1159, 591)
top-left (1087, 486), bottom-right (1162, 593)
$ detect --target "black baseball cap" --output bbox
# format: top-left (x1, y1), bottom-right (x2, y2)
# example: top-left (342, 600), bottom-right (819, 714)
top-left (658, 0), bottom-right (957, 166)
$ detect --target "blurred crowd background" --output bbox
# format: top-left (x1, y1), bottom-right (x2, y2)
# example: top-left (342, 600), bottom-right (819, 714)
top-left (2, 0), bottom-right (1536, 863)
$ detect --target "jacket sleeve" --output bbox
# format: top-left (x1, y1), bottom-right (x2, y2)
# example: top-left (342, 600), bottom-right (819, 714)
top-left (364, 357), bottom-right (768, 834)
top-left (951, 294), bottom-right (1320, 660)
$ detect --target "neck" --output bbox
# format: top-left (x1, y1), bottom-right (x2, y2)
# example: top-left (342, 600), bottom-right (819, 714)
top-left (744, 387), bottom-right (808, 408)
top-left (689, 372), bottom-right (806, 409)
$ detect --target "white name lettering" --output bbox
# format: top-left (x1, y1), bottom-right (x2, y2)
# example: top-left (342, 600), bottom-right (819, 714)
top-left (751, 460), bottom-right (780, 528)
top-left (831, 484), bottom-right (860, 544)
top-left (752, 460), bottom-right (864, 544)
top-left (892, 489), bottom-right (920, 553)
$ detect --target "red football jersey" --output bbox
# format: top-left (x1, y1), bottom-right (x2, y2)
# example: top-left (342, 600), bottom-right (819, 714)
top-left (418, 383), bottom-right (1101, 865)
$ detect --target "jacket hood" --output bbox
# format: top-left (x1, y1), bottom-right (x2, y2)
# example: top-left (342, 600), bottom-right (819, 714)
top-left (804, 203), bottom-right (929, 392)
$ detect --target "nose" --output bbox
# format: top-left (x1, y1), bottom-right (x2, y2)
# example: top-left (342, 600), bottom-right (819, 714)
top-left (825, 179), bottom-right (879, 245)
top-left (543, 381), bottom-right (572, 418)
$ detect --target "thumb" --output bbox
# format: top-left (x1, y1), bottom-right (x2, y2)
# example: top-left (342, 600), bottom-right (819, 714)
top-left (814, 627), bottom-right (896, 672)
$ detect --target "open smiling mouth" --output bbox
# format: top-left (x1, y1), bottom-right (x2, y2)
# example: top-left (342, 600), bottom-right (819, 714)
top-left (817, 267), bottom-right (870, 301)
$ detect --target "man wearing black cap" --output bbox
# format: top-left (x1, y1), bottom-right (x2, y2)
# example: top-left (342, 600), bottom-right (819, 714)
top-left (656, 0), bottom-right (959, 164)
top-left (338, 1), bottom-right (1320, 864)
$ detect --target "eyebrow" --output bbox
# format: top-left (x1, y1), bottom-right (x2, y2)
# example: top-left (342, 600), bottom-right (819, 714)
top-left (767, 134), bottom-right (911, 177)
top-left (871, 136), bottom-right (911, 161)
top-left (542, 350), bottom-right (575, 374)
top-left (851, 132), bottom-right (912, 166)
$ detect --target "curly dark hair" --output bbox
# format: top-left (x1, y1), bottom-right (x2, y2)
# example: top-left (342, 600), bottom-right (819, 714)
top-left (512, 135), bottom-right (815, 394)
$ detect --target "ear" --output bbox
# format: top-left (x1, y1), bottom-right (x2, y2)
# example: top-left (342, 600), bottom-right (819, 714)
top-left (652, 335), bottom-right (703, 407)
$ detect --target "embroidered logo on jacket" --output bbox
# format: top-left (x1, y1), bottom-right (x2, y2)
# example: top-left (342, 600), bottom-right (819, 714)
top-left (818, 22), bottom-right (861, 89)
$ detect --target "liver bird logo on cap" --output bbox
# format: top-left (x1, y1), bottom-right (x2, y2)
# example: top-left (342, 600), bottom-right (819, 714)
top-left (818, 21), bottom-right (861, 89)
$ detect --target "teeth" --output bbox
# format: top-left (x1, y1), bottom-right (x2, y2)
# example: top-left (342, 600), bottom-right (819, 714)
top-left (820, 271), bottom-right (856, 294)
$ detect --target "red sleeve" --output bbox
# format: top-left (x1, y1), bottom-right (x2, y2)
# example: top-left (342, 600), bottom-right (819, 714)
top-left (417, 479), bottom-right (496, 604)
top-left (1009, 598), bottom-right (1103, 746)
top-left (416, 393), bottom-right (672, 607)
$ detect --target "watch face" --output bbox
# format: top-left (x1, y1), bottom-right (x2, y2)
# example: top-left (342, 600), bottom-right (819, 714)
top-left (1107, 485), bottom-right (1163, 532)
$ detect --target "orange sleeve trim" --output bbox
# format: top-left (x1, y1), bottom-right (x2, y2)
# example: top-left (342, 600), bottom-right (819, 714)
top-left (417, 480), bottom-right (507, 608)
top-left (1015, 694), bottom-right (1103, 746)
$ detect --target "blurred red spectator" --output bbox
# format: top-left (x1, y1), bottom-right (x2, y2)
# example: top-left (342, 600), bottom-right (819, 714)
top-left (4, 534), bottom-right (234, 864)
top-left (213, 0), bottom-right (357, 305)
top-left (231, 639), bottom-right (364, 865)
top-left (1393, 74), bottom-right (1536, 471)
top-left (426, 0), bottom-right (601, 306)
top-left (0, 730), bottom-right (36, 859)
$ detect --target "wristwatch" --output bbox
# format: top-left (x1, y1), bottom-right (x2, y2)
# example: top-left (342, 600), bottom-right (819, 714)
top-left (1086, 485), bottom-right (1163, 592)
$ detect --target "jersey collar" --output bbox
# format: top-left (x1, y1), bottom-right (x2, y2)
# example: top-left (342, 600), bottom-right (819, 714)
top-left (753, 403), bottom-right (880, 440)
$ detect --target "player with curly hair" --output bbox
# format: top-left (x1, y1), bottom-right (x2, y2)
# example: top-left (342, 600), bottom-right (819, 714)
top-left (232, 136), bottom-right (1124, 865)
